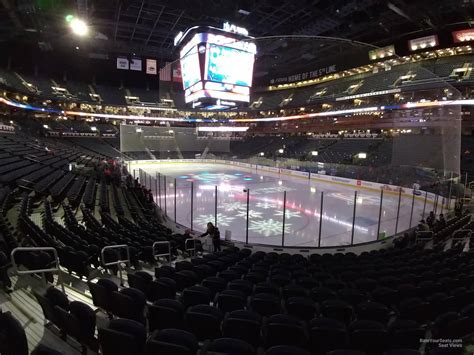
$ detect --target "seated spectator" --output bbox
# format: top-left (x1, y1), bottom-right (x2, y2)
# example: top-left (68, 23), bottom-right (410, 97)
top-left (418, 220), bottom-right (430, 231)
top-left (435, 214), bottom-right (446, 230)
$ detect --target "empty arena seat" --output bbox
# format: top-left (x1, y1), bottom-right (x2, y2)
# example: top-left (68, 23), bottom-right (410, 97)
top-left (127, 271), bottom-right (153, 295)
top-left (185, 305), bottom-right (223, 340)
top-left (147, 277), bottom-right (177, 301)
top-left (355, 301), bottom-right (390, 324)
top-left (266, 345), bottom-right (311, 355)
top-left (146, 329), bottom-right (199, 355)
top-left (282, 284), bottom-right (308, 300)
top-left (181, 285), bottom-right (212, 308)
top-left (349, 319), bottom-right (388, 354)
top-left (321, 299), bottom-right (354, 325)
top-left (88, 279), bottom-right (118, 316)
top-left (309, 317), bottom-right (348, 355)
top-left (215, 289), bottom-right (247, 312)
top-left (98, 318), bottom-right (146, 355)
top-left (147, 299), bottom-right (184, 331)
top-left (227, 279), bottom-right (253, 296)
top-left (205, 338), bottom-right (256, 355)
top-left (0, 309), bottom-right (28, 355)
top-left (285, 296), bottom-right (317, 321)
top-left (175, 270), bottom-right (199, 291)
top-left (250, 293), bottom-right (281, 317)
top-left (222, 310), bottom-right (262, 347)
top-left (111, 287), bottom-right (146, 324)
top-left (264, 314), bottom-right (308, 349)
top-left (388, 319), bottom-right (425, 350)
top-left (202, 276), bottom-right (227, 295)
top-left (54, 301), bottom-right (97, 353)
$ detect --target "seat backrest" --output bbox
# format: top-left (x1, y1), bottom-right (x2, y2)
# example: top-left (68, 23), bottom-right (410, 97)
top-left (127, 272), bottom-right (151, 294)
top-left (208, 338), bottom-right (255, 355)
top-left (182, 286), bottom-right (212, 308)
top-left (154, 328), bottom-right (199, 353)
top-left (111, 291), bottom-right (145, 323)
top-left (46, 287), bottom-right (69, 310)
top-left (87, 281), bottom-right (110, 310)
top-left (148, 279), bottom-right (176, 301)
top-left (54, 306), bottom-right (81, 340)
top-left (146, 340), bottom-right (193, 355)
top-left (34, 291), bottom-right (57, 323)
top-left (69, 301), bottom-right (96, 341)
top-left (99, 328), bottom-right (141, 355)
top-left (266, 345), bottom-right (311, 355)
top-left (0, 310), bottom-right (29, 355)
top-left (148, 300), bottom-right (184, 331)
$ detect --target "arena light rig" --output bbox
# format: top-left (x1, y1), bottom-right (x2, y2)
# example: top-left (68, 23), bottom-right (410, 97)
top-left (66, 15), bottom-right (88, 36)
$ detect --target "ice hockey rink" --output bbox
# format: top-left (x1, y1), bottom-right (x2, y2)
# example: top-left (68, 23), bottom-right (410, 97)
top-left (135, 162), bottom-right (429, 247)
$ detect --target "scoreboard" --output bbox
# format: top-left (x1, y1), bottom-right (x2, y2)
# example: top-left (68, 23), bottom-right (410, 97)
top-left (175, 24), bottom-right (256, 110)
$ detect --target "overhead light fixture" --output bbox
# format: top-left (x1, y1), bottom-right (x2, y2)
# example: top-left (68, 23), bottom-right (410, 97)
top-left (70, 18), bottom-right (88, 36)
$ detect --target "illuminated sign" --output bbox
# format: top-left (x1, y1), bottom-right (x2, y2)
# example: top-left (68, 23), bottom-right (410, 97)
top-left (409, 35), bottom-right (438, 51)
top-left (368, 45), bottom-right (395, 60)
top-left (452, 29), bottom-right (474, 43)
top-left (222, 22), bottom-right (249, 36)
top-left (269, 65), bottom-right (337, 85)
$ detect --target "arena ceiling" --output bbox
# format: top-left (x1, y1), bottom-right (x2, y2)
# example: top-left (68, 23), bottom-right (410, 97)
top-left (0, 0), bottom-right (473, 62)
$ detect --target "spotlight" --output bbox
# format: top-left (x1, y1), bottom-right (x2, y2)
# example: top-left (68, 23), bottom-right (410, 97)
top-left (70, 18), bottom-right (88, 36)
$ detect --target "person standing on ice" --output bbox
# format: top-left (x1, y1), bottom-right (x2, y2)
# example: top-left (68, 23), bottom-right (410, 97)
top-left (200, 222), bottom-right (221, 252)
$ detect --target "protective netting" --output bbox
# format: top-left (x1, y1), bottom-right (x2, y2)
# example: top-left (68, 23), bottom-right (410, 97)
top-left (120, 125), bottom-right (230, 154)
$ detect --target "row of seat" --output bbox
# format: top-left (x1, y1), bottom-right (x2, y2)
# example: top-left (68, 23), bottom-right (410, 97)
top-left (83, 245), bottom-right (474, 354)
top-left (66, 175), bottom-right (87, 207)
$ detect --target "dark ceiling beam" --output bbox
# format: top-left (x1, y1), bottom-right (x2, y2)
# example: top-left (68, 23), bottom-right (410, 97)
top-left (1, 0), bottom-right (23, 30)
top-left (76, 0), bottom-right (88, 18)
top-left (113, 0), bottom-right (122, 42)
top-left (253, 3), bottom-right (289, 27)
top-left (259, 4), bottom-right (315, 36)
top-left (130, 0), bottom-right (145, 42)
top-left (145, 5), bottom-right (165, 45)
top-left (387, 2), bottom-right (413, 22)
top-left (159, 9), bottom-right (184, 49)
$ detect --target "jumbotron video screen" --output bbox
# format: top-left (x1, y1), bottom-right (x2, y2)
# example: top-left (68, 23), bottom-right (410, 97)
top-left (176, 26), bottom-right (256, 109)
top-left (205, 44), bottom-right (254, 87)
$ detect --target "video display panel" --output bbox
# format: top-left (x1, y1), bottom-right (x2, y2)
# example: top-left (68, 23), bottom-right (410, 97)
top-left (180, 49), bottom-right (202, 90)
top-left (205, 44), bottom-right (255, 87)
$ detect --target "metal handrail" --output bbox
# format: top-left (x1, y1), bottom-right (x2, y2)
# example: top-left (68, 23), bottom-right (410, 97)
top-left (451, 229), bottom-right (472, 240)
top-left (100, 245), bottom-right (130, 286)
top-left (185, 238), bottom-right (196, 256)
top-left (10, 247), bottom-right (65, 293)
top-left (415, 231), bottom-right (433, 242)
top-left (152, 241), bottom-right (172, 264)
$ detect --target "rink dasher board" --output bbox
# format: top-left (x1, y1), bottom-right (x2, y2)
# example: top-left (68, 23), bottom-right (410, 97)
top-left (128, 159), bottom-right (448, 208)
